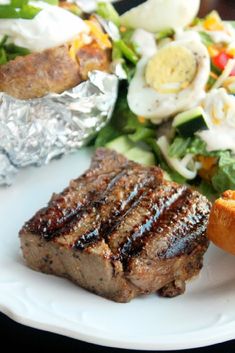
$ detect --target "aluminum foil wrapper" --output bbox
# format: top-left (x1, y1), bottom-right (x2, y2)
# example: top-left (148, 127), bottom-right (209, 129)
top-left (0, 71), bottom-right (118, 186)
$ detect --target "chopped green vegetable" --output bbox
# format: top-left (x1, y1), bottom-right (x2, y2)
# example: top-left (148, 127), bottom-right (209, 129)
top-left (211, 61), bottom-right (222, 76)
top-left (186, 137), bottom-right (208, 156)
top-left (121, 29), bottom-right (135, 45)
top-left (212, 152), bottom-right (235, 193)
top-left (145, 138), bottom-right (167, 167)
top-left (155, 28), bottom-right (174, 41)
top-left (0, 2), bottom-right (41, 19)
top-left (42, 0), bottom-right (58, 5)
top-left (5, 43), bottom-right (30, 56)
top-left (0, 5), bottom-right (21, 18)
top-left (167, 169), bottom-right (187, 185)
top-left (112, 28), bottom-right (138, 79)
top-left (95, 125), bottom-right (119, 148)
top-left (191, 17), bottom-right (203, 26)
top-left (0, 48), bottom-right (7, 65)
top-left (112, 42), bottom-right (122, 61)
top-left (0, 35), bottom-right (8, 47)
top-left (0, 38), bottom-right (31, 63)
top-left (97, 2), bottom-right (120, 26)
top-left (114, 40), bottom-right (139, 65)
top-left (199, 31), bottom-right (214, 46)
top-left (19, 4), bottom-right (41, 19)
top-left (122, 62), bottom-right (136, 82)
top-left (207, 74), bottom-right (217, 90)
top-left (168, 137), bottom-right (192, 158)
top-left (11, 0), bottom-right (28, 7)
top-left (128, 127), bottom-right (155, 143)
top-left (172, 107), bottom-right (209, 137)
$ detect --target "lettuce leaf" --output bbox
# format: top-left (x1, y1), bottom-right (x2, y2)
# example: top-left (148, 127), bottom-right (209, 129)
top-left (95, 82), bottom-right (154, 146)
top-left (198, 180), bottom-right (219, 199)
top-left (212, 152), bottom-right (235, 193)
top-left (168, 137), bottom-right (191, 158)
top-left (168, 136), bottom-right (208, 158)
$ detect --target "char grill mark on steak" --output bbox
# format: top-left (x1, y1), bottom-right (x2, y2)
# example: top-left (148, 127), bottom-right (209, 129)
top-left (23, 148), bottom-right (130, 239)
top-left (156, 194), bottom-right (210, 259)
top-left (119, 185), bottom-right (189, 265)
top-left (122, 188), bottom-right (210, 269)
top-left (106, 183), bottom-right (187, 257)
top-left (74, 167), bottom-right (161, 250)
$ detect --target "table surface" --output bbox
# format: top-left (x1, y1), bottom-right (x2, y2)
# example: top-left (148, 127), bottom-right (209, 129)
top-left (1, 1), bottom-right (235, 352)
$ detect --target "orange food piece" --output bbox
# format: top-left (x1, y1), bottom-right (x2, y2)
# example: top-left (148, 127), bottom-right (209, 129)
top-left (207, 190), bottom-right (235, 255)
top-left (197, 156), bottom-right (218, 181)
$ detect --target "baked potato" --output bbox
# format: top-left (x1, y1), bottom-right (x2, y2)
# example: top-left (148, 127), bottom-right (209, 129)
top-left (0, 41), bottom-right (111, 100)
top-left (0, 0), bottom-right (112, 101)
top-left (207, 190), bottom-right (235, 254)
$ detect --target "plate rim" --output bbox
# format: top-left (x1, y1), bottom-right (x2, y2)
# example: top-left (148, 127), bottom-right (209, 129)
top-left (1, 301), bottom-right (235, 350)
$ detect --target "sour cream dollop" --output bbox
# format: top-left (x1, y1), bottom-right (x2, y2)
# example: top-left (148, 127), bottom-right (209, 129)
top-left (0, 1), bottom-right (89, 52)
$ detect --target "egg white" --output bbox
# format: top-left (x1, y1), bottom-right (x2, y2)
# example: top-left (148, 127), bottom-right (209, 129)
top-left (127, 39), bottom-right (210, 124)
top-left (121, 0), bottom-right (200, 32)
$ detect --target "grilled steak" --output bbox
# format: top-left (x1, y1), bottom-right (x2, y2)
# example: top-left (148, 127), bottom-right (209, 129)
top-left (20, 148), bottom-right (210, 302)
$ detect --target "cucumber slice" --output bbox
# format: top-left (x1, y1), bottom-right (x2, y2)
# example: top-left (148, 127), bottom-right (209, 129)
top-left (172, 107), bottom-right (209, 137)
top-left (106, 136), bottom-right (155, 165)
top-left (125, 147), bottom-right (155, 165)
top-left (105, 136), bottom-right (133, 154)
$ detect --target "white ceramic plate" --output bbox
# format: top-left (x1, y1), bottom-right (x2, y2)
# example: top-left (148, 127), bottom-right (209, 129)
top-left (1, 148), bottom-right (235, 350)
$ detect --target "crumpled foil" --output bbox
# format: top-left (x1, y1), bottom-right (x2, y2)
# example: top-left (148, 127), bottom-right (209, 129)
top-left (0, 71), bottom-right (118, 186)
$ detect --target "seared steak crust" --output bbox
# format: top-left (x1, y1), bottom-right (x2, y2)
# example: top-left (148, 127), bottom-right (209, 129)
top-left (20, 148), bottom-right (210, 302)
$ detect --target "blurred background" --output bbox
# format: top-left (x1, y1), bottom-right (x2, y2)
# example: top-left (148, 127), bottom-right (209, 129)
top-left (199, 0), bottom-right (235, 18)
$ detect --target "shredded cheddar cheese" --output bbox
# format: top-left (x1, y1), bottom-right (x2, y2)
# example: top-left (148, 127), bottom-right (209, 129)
top-left (69, 35), bottom-right (85, 61)
top-left (85, 20), bottom-right (112, 50)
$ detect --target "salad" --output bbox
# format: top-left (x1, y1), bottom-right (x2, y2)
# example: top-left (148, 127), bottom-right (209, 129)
top-left (94, 0), bottom-right (235, 199)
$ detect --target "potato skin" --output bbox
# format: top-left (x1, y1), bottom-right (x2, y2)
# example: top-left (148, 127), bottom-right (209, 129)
top-left (0, 43), bottom-right (110, 100)
top-left (207, 190), bottom-right (235, 255)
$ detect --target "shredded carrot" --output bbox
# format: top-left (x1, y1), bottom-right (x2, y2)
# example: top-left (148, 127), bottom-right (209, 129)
top-left (120, 26), bottom-right (127, 33)
top-left (197, 156), bottom-right (218, 181)
top-left (210, 71), bottom-right (218, 80)
top-left (138, 116), bottom-right (146, 124)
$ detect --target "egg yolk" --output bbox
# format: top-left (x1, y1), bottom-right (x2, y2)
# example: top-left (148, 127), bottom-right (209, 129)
top-left (145, 45), bottom-right (197, 94)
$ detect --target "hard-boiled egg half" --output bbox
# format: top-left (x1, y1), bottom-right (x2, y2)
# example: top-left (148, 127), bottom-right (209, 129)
top-left (121, 0), bottom-right (200, 32)
top-left (127, 39), bottom-right (210, 124)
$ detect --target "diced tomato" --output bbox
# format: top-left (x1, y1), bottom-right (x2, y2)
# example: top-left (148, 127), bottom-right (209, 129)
top-left (212, 51), bottom-right (235, 76)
